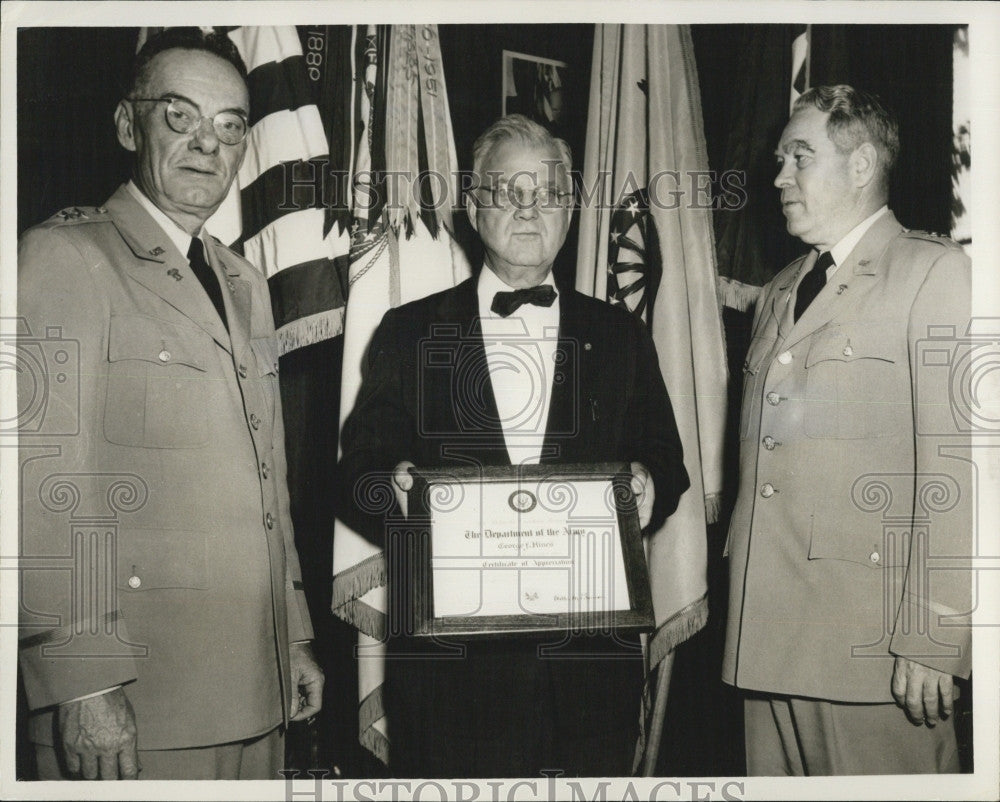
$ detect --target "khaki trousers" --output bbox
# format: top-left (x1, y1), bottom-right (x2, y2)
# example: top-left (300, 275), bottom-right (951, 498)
top-left (35, 726), bottom-right (283, 780)
top-left (745, 694), bottom-right (960, 776)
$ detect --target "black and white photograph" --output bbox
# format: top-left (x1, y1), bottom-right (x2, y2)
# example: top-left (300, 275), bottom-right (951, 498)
top-left (2, 1), bottom-right (997, 800)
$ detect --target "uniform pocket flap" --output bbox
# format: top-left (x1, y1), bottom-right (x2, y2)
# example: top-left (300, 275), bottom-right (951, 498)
top-left (805, 324), bottom-right (897, 368)
top-left (808, 518), bottom-right (907, 569)
top-left (108, 315), bottom-right (208, 371)
top-left (117, 528), bottom-right (209, 591)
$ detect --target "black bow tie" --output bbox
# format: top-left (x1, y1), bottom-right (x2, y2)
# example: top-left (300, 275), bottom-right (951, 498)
top-left (490, 285), bottom-right (557, 317)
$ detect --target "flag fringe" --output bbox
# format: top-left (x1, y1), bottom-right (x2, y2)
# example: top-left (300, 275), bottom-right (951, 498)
top-left (332, 598), bottom-right (386, 641)
top-left (705, 492), bottom-right (722, 526)
top-left (275, 307), bottom-right (346, 355)
top-left (717, 276), bottom-right (762, 312)
top-left (647, 592), bottom-right (709, 670)
top-left (361, 723), bottom-right (390, 766)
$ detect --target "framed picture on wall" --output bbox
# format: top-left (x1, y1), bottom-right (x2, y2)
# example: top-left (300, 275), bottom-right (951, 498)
top-left (502, 49), bottom-right (568, 127)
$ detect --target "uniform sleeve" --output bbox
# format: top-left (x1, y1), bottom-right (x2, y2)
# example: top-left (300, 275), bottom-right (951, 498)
top-left (889, 244), bottom-right (973, 678)
top-left (17, 225), bottom-right (139, 709)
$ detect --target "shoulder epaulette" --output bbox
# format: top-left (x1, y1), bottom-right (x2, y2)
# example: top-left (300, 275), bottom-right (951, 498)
top-left (899, 229), bottom-right (962, 249)
top-left (44, 206), bottom-right (111, 227)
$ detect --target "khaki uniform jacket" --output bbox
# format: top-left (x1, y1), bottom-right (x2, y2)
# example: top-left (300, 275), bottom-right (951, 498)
top-left (723, 211), bottom-right (973, 702)
top-left (18, 185), bottom-right (312, 750)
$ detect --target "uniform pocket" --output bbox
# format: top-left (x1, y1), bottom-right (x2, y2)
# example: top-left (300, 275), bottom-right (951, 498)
top-left (803, 324), bottom-right (904, 440)
top-left (104, 315), bottom-right (214, 448)
top-left (116, 528), bottom-right (209, 591)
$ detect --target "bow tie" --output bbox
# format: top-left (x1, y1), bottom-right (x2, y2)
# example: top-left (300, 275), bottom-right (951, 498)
top-left (490, 285), bottom-right (557, 317)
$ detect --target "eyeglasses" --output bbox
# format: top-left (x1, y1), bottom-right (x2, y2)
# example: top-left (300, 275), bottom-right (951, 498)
top-left (130, 96), bottom-right (249, 146)
top-left (476, 183), bottom-right (574, 211)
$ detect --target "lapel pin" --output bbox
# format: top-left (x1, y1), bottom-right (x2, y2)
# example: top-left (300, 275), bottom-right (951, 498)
top-left (167, 268), bottom-right (182, 281)
top-left (836, 284), bottom-right (848, 295)
top-left (149, 246), bottom-right (165, 256)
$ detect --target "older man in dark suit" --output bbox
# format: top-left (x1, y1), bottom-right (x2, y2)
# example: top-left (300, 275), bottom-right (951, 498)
top-left (338, 114), bottom-right (689, 777)
top-left (724, 85), bottom-right (972, 775)
top-left (18, 29), bottom-right (322, 780)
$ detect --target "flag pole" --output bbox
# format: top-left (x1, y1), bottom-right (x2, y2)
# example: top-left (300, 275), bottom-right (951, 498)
top-left (640, 651), bottom-right (676, 775)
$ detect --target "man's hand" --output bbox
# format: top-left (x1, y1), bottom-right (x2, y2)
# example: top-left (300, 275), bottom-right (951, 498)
top-left (58, 687), bottom-right (139, 780)
top-left (891, 656), bottom-right (955, 726)
top-left (630, 461), bottom-right (656, 530)
top-left (289, 641), bottom-right (325, 721)
top-left (392, 460), bottom-right (416, 518)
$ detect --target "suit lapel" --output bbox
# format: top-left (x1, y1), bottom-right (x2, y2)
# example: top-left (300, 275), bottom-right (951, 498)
top-left (541, 287), bottom-right (579, 464)
top-left (105, 186), bottom-right (232, 353)
top-left (769, 260), bottom-right (803, 341)
top-left (783, 211), bottom-right (904, 351)
top-left (205, 238), bottom-right (252, 357)
top-left (434, 278), bottom-right (508, 463)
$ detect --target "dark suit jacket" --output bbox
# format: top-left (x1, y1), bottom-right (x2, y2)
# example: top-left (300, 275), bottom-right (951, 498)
top-left (338, 275), bottom-right (689, 776)
top-left (17, 185), bottom-right (312, 750)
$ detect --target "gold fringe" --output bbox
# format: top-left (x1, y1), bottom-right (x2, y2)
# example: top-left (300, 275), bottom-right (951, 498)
top-left (705, 492), bottom-right (723, 525)
top-left (275, 307), bottom-right (346, 355)
top-left (717, 276), bottom-right (763, 312)
top-left (647, 593), bottom-right (709, 670)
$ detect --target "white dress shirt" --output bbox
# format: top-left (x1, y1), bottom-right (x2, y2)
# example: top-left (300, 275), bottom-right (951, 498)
top-left (477, 267), bottom-right (560, 466)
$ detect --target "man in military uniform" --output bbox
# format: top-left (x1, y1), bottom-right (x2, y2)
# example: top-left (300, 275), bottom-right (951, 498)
top-left (723, 85), bottom-right (972, 775)
top-left (18, 28), bottom-right (322, 780)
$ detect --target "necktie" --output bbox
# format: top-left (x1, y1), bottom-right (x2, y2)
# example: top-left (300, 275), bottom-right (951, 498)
top-left (490, 284), bottom-right (557, 317)
top-left (794, 250), bottom-right (834, 322)
top-left (187, 237), bottom-right (228, 329)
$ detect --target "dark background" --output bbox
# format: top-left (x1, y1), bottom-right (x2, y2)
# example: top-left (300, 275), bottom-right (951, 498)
top-left (16, 24), bottom-right (967, 779)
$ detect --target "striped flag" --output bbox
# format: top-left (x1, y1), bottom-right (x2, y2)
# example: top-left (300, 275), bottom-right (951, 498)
top-left (790, 24), bottom-right (810, 113)
top-left (330, 24), bottom-right (470, 765)
top-left (576, 24), bottom-right (728, 769)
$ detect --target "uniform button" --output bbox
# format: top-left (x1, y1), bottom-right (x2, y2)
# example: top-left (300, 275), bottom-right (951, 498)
top-left (777, 351), bottom-right (792, 365)
top-left (762, 436), bottom-right (776, 450)
top-left (766, 391), bottom-right (780, 406)
top-left (238, 364), bottom-right (248, 379)
top-left (265, 512), bottom-right (274, 529)
top-left (250, 413), bottom-right (260, 429)
top-left (158, 350), bottom-right (171, 363)
top-left (869, 551), bottom-right (880, 563)
top-left (760, 483), bottom-right (775, 498)
top-left (843, 345), bottom-right (854, 357)
top-left (128, 575), bottom-right (141, 589)
top-left (227, 280), bottom-right (236, 291)
top-left (261, 462), bottom-right (269, 479)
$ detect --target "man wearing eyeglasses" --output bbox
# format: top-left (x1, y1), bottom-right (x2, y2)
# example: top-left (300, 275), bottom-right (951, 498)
top-left (337, 114), bottom-right (689, 777)
top-left (17, 29), bottom-right (322, 780)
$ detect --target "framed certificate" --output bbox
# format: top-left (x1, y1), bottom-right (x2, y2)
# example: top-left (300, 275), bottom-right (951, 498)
top-left (403, 462), bottom-right (654, 638)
